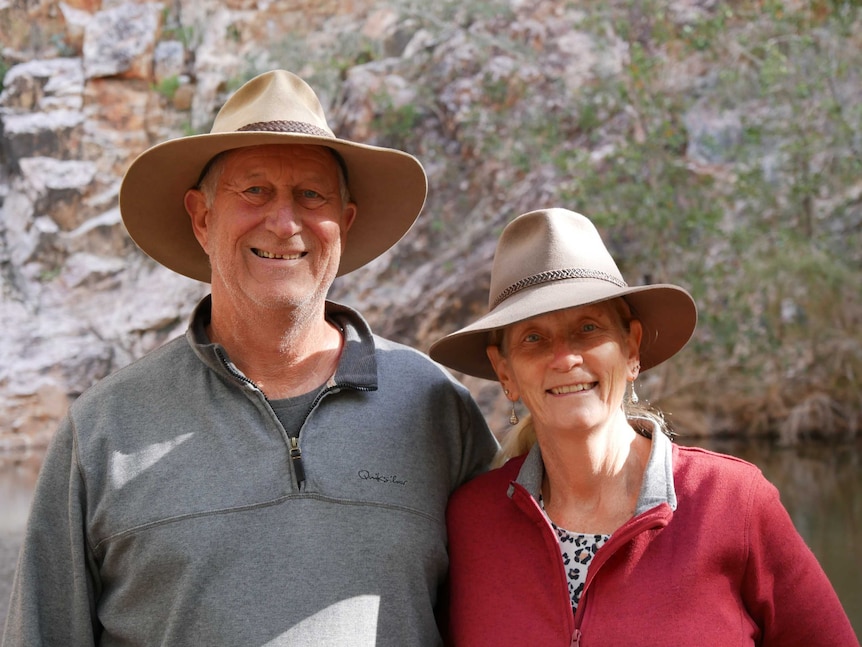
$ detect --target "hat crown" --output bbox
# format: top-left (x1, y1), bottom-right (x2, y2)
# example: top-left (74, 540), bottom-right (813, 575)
top-left (489, 208), bottom-right (626, 310)
top-left (211, 70), bottom-right (335, 137)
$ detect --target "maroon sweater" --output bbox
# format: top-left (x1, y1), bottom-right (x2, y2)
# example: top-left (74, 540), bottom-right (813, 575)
top-left (444, 437), bottom-right (858, 646)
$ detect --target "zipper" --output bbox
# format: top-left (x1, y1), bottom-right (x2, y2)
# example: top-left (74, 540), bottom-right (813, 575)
top-left (284, 383), bottom-right (373, 489)
top-left (569, 506), bottom-right (672, 641)
top-left (214, 348), bottom-right (260, 391)
top-left (288, 436), bottom-right (306, 488)
top-left (215, 347), bottom-right (308, 487)
top-left (215, 347), bottom-right (375, 489)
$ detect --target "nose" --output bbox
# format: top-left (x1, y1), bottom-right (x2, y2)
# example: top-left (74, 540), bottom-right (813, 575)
top-left (549, 338), bottom-right (582, 371)
top-left (265, 195), bottom-right (302, 238)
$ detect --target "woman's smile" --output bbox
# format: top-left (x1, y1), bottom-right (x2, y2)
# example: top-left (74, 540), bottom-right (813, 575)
top-left (547, 382), bottom-right (597, 395)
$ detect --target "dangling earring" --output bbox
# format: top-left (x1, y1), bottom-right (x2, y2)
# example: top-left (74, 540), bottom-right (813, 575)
top-left (504, 388), bottom-right (519, 425)
top-left (509, 402), bottom-right (519, 425)
top-left (630, 363), bottom-right (640, 404)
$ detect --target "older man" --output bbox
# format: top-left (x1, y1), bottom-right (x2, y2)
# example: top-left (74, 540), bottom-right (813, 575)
top-left (2, 70), bottom-right (497, 646)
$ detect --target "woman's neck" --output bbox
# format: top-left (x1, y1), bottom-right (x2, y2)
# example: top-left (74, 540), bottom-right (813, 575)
top-left (538, 415), bottom-right (650, 535)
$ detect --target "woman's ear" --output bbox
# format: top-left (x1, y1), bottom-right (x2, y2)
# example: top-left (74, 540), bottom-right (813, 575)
top-left (627, 319), bottom-right (643, 380)
top-left (487, 345), bottom-right (517, 400)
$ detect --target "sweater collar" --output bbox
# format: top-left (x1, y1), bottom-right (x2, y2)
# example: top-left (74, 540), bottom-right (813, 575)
top-left (510, 423), bottom-right (677, 513)
top-left (185, 295), bottom-right (379, 392)
top-left (634, 424), bottom-right (677, 513)
top-left (323, 301), bottom-right (378, 390)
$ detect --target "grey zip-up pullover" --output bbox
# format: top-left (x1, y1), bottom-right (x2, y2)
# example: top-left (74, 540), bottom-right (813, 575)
top-left (2, 297), bottom-right (498, 646)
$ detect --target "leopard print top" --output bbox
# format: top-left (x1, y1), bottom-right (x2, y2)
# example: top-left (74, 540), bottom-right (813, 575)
top-left (541, 498), bottom-right (610, 615)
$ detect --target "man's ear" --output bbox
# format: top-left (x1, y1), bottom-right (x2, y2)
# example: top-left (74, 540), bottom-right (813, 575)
top-left (185, 188), bottom-right (210, 253)
top-left (342, 202), bottom-right (358, 232)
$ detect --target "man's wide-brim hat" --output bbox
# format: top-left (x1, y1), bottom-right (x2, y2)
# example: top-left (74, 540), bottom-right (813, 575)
top-left (429, 208), bottom-right (698, 381)
top-left (120, 70), bottom-right (428, 282)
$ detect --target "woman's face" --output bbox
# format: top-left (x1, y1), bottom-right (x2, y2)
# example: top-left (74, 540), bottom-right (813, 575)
top-left (487, 300), bottom-right (642, 438)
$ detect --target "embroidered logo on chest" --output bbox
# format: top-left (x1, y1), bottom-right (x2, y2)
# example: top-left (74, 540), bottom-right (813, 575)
top-left (357, 470), bottom-right (407, 485)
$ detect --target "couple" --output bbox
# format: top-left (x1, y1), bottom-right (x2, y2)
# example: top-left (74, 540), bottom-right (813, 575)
top-left (3, 70), bottom-right (856, 646)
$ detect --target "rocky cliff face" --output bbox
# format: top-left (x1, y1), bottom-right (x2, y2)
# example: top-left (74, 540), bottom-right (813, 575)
top-left (0, 0), bottom-right (507, 446)
top-left (2, 0), bottom-right (860, 449)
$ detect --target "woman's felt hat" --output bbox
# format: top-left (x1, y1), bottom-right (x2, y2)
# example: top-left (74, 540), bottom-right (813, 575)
top-left (119, 69), bottom-right (428, 282)
top-left (429, 208), bottom-right (698, 381)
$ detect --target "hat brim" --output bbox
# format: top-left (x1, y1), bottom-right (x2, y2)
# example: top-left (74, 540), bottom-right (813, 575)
top-left (429, 278), bottom-right (697, 381)
top-left (119, 131), bottom-right (427, 283)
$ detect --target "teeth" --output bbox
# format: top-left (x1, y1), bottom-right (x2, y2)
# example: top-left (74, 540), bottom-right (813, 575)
top-left (254, 249), bottom-right (303, 260)
top-left (550, 383), bottom-right (594, 395)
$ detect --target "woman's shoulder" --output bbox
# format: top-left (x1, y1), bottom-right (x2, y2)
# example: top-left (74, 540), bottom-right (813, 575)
top-left (672, 442), bottom-right (771, 493)
top-left (449, 454), bottom-right (527, 508)
top-left (673, 442), bottom-right (760, 469)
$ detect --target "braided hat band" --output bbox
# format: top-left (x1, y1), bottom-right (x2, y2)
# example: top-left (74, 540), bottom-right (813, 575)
top-left (492, 268), bottom-right (627, 310)
top-left (237, 120), bottom-right (332, 137)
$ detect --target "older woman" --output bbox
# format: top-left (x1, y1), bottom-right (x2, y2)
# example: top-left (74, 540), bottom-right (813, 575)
top-left (430, 208), bottom-right (857, 646)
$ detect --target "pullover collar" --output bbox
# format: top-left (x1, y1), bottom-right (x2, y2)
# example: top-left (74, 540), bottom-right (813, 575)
top-left (185, 295), bottom-right (379, 393)
top-left (510, 423), bottom-right (677, 514)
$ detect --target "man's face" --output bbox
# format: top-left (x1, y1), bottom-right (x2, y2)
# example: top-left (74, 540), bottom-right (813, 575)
top-left (186, 144), bottom-right (356, 314)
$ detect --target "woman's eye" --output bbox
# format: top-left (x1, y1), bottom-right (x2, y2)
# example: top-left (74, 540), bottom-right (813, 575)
top-left (244, 186), bottom-right (265, 195)
top-left (582, 323), bottom-right (597, 333)
top-left (523, 333), bottom-right (542, 344)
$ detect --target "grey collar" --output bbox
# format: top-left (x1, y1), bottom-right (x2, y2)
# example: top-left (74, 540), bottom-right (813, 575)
top-left (510, 423), bottom-right (677, 514)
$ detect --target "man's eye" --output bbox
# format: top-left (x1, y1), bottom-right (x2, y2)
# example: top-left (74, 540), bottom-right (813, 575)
top-left (300, 189), bottom-right (322, 200)
top-left (244, 186), bottom-right (265, 195)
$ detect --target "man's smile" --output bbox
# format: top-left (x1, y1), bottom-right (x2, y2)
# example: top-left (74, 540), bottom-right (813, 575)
top-left (252, 248), bottom-right (306, 260)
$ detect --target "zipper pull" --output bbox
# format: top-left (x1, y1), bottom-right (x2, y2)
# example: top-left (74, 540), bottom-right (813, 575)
top-left (288, 437), bottom-right (306, 488)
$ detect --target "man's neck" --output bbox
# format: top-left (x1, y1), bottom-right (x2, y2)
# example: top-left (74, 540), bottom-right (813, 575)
top-left (208, 298), bottom-right (344, 399)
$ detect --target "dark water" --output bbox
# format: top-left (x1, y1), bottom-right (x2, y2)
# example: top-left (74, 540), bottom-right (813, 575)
top-left (1, 440), bottom-right (860, 637)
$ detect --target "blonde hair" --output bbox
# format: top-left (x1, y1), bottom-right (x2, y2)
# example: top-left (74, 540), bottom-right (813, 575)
top-left (492, 415), bottom-right (536, 468)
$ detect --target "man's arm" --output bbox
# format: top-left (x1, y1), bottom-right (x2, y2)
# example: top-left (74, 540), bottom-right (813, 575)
top-left (2, 417), bottom-right (100, 647)
top-left (452, 385), bottom-right (499, 488)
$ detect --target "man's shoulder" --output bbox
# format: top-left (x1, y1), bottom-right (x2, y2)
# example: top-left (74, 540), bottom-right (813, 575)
top-left (373, 334), bottom-right (455, 375)
top-left (74, 334), bottom-right (192, 404)
top-left (372, 333), bottom-right (429, 356)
